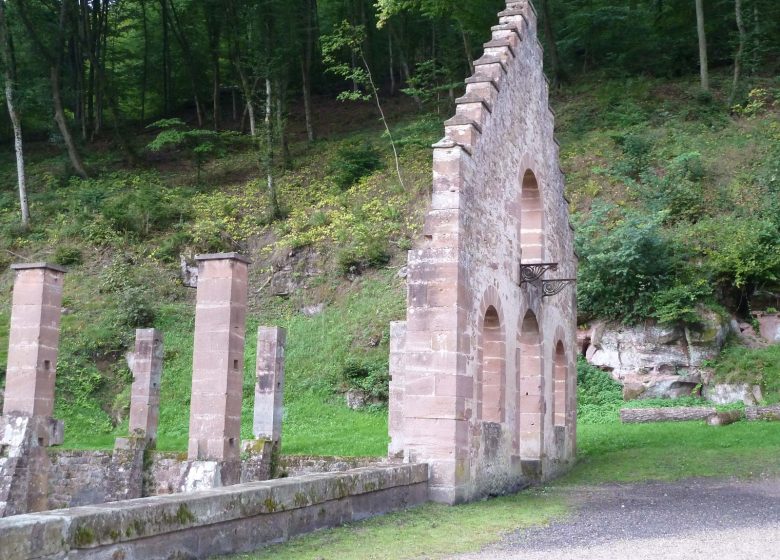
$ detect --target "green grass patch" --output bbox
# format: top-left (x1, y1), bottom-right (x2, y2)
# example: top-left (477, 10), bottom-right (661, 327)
top-left (712, 344), bottom-right (780, 402)
top-left (233, 491), bottom-right (566, 560)
top-left (565, 421), bottom-right (780, 485)
top-left (150, 270), bottom-right (403, 456)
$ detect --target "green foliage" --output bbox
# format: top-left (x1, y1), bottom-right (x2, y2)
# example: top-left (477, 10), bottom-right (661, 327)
top-left (52, 245), bottom-right (83, 267)
top-left (651, 281), bottom-right (712, 325)
top-left (576, 205), bottom-right (683, 324)
top-left (732, 88), bottom-right (777, 117)
top-left (322, 22), bottom-right (372, 101)
top-left (337, 237), bottom-right (391, 275)
top-left (402, 60), bottom-right (459, 112)
top-left (146, 119), bottom-right (223, 183)
top-left (328, 142), bottom-right (383, 191)
top-left (712, 344), bottom-right (780, 403)
top-left (686, 216), bottom-right (780, 290)
top-left (341, 359), bottom-right (390, 401)
top-left (576, 359), bottom-right (623, 424)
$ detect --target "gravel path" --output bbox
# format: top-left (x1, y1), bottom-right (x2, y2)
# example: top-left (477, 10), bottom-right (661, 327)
top-left (451, 478), bottom-right (780, 560)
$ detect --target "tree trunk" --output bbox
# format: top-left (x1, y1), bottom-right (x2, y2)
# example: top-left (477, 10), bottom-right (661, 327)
top-left (160, 0), bottom-right (171, 114)
top-left (301, 0), bottom-right (316, 142)
top-left (746, 405), bottom-right (780, 421)
top-left (620, 407), bottom-right (716, 423)
top-left (140, 0), bottom-right (148, 123)
top-left (276, 79), bottom-right (290, 169)
top-left (15, 0), bottom-right (88, 176)
top-left (707, 410), bottom-right (743, 426)
top-left (205, 8), bottom-right (221, 130)
top-left (265, 77), bottom-right (279, 219)
top-left (166, 0), bottom-right (203, 127)
top-left (52, 65), bottom-right (89, 178)
top-left (0, 0), bottom-right (29, 227)
top-left (728, 0), bottom-right (746, 106)
top-left (359, 50), bottom-right (405, 190)
top-left (388, 24), bottom-right (396, 94)
top-left (540, 0), bottom-right (566, 89)
top-left (695, 0), bottom-right (709, 92)
top-left (459, 24), bottom-right (474, 75)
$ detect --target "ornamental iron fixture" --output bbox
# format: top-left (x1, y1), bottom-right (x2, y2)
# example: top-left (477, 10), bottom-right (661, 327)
top-left (542, 279), bottom-right (577, 298)
top-left (519, 262), bottom-right (559, 284)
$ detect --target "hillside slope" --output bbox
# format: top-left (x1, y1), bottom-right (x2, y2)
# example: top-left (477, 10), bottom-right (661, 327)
top-left (0, 73), bottom-right (778, 453)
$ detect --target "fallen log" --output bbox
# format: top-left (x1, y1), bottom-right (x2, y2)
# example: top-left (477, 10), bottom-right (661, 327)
top-left (745, 404), bottom-right (780, 421)
top-left (707, 410), bottom-right (744, 426)
top-left (620, 407), bottom-right (716, 424)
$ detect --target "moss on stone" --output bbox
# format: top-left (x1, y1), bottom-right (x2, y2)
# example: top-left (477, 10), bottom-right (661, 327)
top-left (74, 526), bottom-right (95, 547)
top-left (174, 504), bottom-right (196, 525)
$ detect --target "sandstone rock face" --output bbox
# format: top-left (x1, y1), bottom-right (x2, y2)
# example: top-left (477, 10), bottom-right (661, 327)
top-left (702, 383), bottom-right (762, 405)
top-left (755, 312), bottom-right (780, 344)
top-left (583, 311), bottom-right (730, 400)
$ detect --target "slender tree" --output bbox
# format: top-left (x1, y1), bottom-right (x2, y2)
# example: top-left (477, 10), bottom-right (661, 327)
top-left (0, 0), bottom-right (29, 226)
top-left (729, 0), bottom-right (746, 106)
top-left (695, 0), bottom-right (709, 92)
top-left (16, 0), bottom-right (89, 177)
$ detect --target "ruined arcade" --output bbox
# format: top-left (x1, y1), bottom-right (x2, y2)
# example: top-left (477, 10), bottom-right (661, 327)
top-left (389, 0), bottom-right (578, 504)
top-left (0, 1), bottom-right (577, 556)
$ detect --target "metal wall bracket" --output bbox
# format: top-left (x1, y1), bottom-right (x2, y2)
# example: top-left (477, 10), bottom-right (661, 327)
top-left (542, 279), bottom-right (577, 297)
top-left (519, 262), bottom-right (558, 284)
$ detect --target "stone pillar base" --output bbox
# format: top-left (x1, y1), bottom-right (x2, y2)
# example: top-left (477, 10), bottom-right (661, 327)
top-left (1, 415), bottom-right (64, 451)
top-left (180, 460), bottom-right (241, 493)
top-left (240, 439), bottom-right (275, 482)
top-left (0, 415), bottom-right (62, 517)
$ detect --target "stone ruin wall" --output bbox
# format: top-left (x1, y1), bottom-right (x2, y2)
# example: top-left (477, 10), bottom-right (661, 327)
top-left (390, 0), bottom-right (578, 504)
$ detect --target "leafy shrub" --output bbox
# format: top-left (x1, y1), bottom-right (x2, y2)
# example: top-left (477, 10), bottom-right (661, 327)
top-left (651, 281), bottom-right (712, 325)
top-left (686, 216), bottom-right (780, 290)
top-left (576, 204), bottom-right (682, 324)
top-left (713, 344), bottom-right (780, 403)
top-left (341, 359), bottom-right (389, 401)
top-left (577, 359), bottom-right (623, 424)
top-left (102, 184), bottom-right (189, 238)
top-left (611, 133), bottom-right (653, 178)
top-left (337, 237), bottom-right (391, 275)
top-left (53, 246), bottom-right (83, 267)
top-left (116, 287), bottom-right (156, 330)
top-left (328, 142), bottom-right (383, 190)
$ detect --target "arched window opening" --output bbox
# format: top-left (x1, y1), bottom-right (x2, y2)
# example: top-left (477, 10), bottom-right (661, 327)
top-left (554, 341), bottom-right (568, 428)
top-left (520, 170), bottom-right (544, 263)
top-left (517, 311), bottom-right (544, 458)
top-left (480, 306), bottom-right (505, 423)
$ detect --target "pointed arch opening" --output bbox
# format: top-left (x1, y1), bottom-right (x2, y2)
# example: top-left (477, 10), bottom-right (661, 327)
top-left (480, 306), bottom-right (506, 423)
top-left (517, 310), bottom-right (544, 459)
top-left (520, 170), bottom-right (545, 263)
top-left (554, 341), bottom-right (568, 428)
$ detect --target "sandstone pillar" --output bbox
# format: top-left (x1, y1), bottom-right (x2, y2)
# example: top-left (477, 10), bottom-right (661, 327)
top-left (128, 329), bottom-right (163, 444)
top-left (187, 253), bottom-right (249, 463)
top-left (387, 321), bottom-right (407, 457)
top-left (253, 326), bottom-right (285, 445)
top-left (3, 263), bottom-right (65, 421)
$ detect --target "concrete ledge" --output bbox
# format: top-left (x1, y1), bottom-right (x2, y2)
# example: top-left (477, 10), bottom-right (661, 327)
top-left (0, 464), bottom-right (429, 560)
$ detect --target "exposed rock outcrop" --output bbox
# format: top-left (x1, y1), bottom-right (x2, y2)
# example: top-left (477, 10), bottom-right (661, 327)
top-left (582, 311), bottom-right (730, 400)
top-left (755, 312), bottom-right (780, 344)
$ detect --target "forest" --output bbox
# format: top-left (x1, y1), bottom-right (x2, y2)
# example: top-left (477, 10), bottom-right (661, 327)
top-left (0, 0), bottom-right (778, 188)
top-left (0, 0), bottom-right (778, 448)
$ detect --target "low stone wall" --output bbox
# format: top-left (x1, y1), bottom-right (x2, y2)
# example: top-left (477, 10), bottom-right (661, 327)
top-left (42, 447), bottom-right (275, 511)
top-left (279, 455), bottom-right (385, 477)
top-left (0, 464), bottom-right (429, 560)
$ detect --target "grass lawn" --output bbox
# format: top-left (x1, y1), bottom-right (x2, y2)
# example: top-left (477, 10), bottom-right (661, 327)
top-left (231, 490), bottom-right (567, 560)
top-left (227, 419), bottom-right (780, 560)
